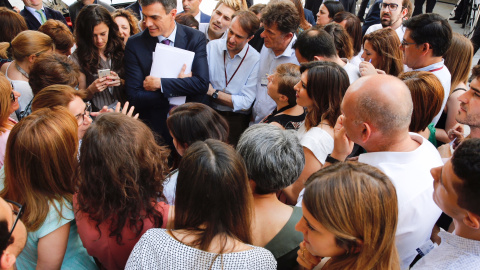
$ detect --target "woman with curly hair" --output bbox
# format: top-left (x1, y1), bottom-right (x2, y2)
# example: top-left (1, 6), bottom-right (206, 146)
top-left (74, 113), bottom-right (172, 270)
top-left (112, 9), bottom-right (140, 45)
top-left (71, 4), bottom-right (126, 111)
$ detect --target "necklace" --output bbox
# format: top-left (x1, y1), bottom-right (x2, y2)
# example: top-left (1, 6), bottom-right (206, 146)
top-left (15, 62), bottom-right (29, 79)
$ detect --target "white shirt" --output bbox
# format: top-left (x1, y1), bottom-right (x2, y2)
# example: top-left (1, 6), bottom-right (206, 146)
top-left (199, 23), bottom-right (227, 42)
top-left (365, 23), bottom-right (406, 41)
top-left (412, 230), bottom-right (480, 269)
top-left (358, 133), bottom-right (443, 269)
top-left (25, 5), bottom-right (45, 24)
top-left (414, 60), bottom-right (451, 126)
top-left (342, 58), bottom-right (361, 84)
top-left (206, 39), bottom-right (260, 113)
top-left (252, 36), bottom-right (299, 124)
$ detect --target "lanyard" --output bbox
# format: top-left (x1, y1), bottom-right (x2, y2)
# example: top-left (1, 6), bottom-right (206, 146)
top-left (427, 66), bottom-right (443, 72)
top-left (224, 46), bottom-right (249, 89)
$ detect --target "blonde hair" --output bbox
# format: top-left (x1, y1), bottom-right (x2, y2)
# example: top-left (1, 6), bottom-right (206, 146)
top-left (0, 74), bottom-right (12, 133)
top-left (215, 0), bottom-right (248, 12)
top-left (0, 30), bottom-right (54, 61)
top-left (303, 162), bottom-right (400, 270)
top-left (0, 107), bottom-right (78, 231)
top-left (444, 32), bottom-right (473, 94)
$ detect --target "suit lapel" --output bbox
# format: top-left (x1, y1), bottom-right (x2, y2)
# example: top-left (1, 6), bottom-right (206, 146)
top-left (22, 8), bottom-right (40, 29)
top-left (174, 24), bottom-right (187, 50)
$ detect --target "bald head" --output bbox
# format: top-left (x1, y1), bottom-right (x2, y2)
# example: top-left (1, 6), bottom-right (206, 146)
top-left (343, 75), bottom-right (413, 137)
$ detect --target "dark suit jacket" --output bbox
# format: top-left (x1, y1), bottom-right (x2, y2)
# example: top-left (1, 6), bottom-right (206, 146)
top-left (0, 0), bottom-right (13, 9)
top-left (126, 1), bottom-right (141, 21)
top-left (362, 0), bottom-right (382, 36)
top-left (304, 0), bottom-right (322, 21)
top-left (20, 7), bottom-right (68, 30)
top-left (178, 11), bottom-right (211, 23)
top-left (304, 8), bottom-right (316, 26)
top-left (124, 24), bottom-right (209, 144)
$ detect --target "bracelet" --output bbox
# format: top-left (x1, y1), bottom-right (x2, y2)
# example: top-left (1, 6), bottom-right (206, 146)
top-left (326, 154), bottom-right (342, 164)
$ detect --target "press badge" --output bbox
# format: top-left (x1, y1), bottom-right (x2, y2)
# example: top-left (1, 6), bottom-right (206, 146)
top-left (261, 75), bottom-right (268, 87)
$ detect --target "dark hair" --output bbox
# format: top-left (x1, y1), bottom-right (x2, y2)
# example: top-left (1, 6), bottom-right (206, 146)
top-left (73, 5), bottom-right (125, 75)
top-left (276, 63), bottom-right (301, 106)
top-left (38, 19), bottom-right (74, 54)
top-left (0, 220), bottom-right (14, 257)
top-left (293, 28), bottom-right (337, 61)
top-left (323, 22), bottom-right (353, 59)
top-left (29, 53), bottom-right (80, 95)
top-left (249, 3), bottom-right (266, 15)
top-left (76, 113), bottom-right (170, 244)
top-left (323, 1), bottom-right (344, 19)
top-left (451, 138), bottom-right (480, 216)
top-left (399, 71), bottom-right (444, 132)
top-left (139, 0), bottom-right (176, 12)
top-left (174, 139), bottom-right (253, 251)
top-left (237, 124), bottom-right (305, 194)
top-left (402, 13), bottom-right (452, 57)
top-left (333, 11), bottom-right (361, 55)
top-left (300, 61), bottom-right (349, 130)
top-left (261, 0), bottom-right (299, 34)
top-left (472, 65), bottom-right (480, 80)
top-left (0, 7), bottom-right (27, 43)
top-left (175, 13), bottom-right (199, 29)
top-left (166, 103), bottom-right (229, 147)
top-left (232, 10), bottom-right (260, 37)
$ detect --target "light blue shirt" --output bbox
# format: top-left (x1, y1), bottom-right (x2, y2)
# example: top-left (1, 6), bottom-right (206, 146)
top-left (157, 23), bottom-right (177, 46)
top-left (25, 5), bottom-right (45, 24)
top-left (252, 35), bottom-right (299, 123)
top-left (207, 39), bottom-right (260, 113)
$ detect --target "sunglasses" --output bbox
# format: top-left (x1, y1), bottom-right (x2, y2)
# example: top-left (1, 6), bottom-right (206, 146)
top-left (5, 199), bottom-right (24, 240)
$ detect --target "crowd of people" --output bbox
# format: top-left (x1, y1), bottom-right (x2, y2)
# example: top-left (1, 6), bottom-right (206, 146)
top-left (0, 0), bottom-right (479, 269)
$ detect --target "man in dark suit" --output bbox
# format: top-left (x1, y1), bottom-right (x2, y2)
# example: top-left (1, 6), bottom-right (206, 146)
top-left (126, 0), bottom-right (142, 20)
top-left (179, 0), bottom-right (210, 23)
top-left (20, 0), bottom-right (68, 30)
top-left (124, 0), bottom-right (209, 145)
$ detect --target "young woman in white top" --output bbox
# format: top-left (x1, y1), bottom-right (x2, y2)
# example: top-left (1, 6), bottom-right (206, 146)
top-left (283, 61), bottom-right (349, 205)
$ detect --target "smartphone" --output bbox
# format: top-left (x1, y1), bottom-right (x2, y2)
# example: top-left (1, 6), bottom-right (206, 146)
top-left (98, 69), bottom-right (110, 78)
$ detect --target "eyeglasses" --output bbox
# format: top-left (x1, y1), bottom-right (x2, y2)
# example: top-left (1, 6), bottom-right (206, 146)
top-left (5, 199), bottom-right (24, 240)
top-left (10, 82), bottom-right (15, 102)
top-left (381, 3), bottom-right (402, 11)
top-left (76, 101), bottom-right (92, 126)
top-left (401, 39), bottom-right (417, 47)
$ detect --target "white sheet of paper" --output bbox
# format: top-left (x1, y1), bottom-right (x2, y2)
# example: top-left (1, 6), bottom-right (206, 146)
top-left (150, 43), bottom-right (195, 106)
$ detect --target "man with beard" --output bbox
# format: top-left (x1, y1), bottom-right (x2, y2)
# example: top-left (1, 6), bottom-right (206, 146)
top-left (206, 11), bottom-right (260, 145)
top-left (364, 0), bottom-right (410, 40)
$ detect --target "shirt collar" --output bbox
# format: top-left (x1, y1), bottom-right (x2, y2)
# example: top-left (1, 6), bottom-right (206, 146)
top-left (440, 230), bottom-right (480, 256)
top-left (414, 59), bottom-right (445, 72)
top-left (271, 34), bottom-right (297, 59)
top-left (158, 23), bottom-right (177, 44)
top-left (25, 5), bottom-right (43, 12)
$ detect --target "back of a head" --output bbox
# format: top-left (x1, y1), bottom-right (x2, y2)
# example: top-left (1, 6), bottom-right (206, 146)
top-left (175, 13), bottom-right (199, 29)
top-left (303, 162), bottom-right (399, 269)
top-left (28, 53), bottom-right (80, 96)
top-left (403, 13), bottom-right (452, 57)
top-left (444, 33), bottom-right (473, 92)
top-left (174, 139), bottom-right (253, 250)
top-left (323, 22), bottom-right (353, 59)
top-left (38, 19), bottom-right (74, 55)
top-left (261, 0), bottom-right (299, 34)
top-left (403, 0), bottom-right (413, 19)
top-left (0, 74), bottom-right (12, 132)
top-left (399, 71), bottom-right (444, 133)
top-left (167, 103), bottom-right (229, 146)
top-left (31, 85), bottom-right (87, 112)
top-left (293, 28), bottom-right (337, 61)
top-left (333, 11), bottom-right (362, 55)
top-left (351, 75), bottom-right (413, 137)
top-left (275, 63), bottom-right (301, 106)
top-left (323, 1), bottom-right (344, 19)
top-left (1, 107), bottom-right (77, 231)
top-left (0, 30), bottom-right (53, 61)
top-left (249, 3), bottom-right (266, 15)
top-left (362, 28), bottom-right (403, 76)
top-left (300, 61), bottom-right (349, 129)
top-left (0, 7), bottom-right (27, 43)
top-left (77, 113), bottom-right (170, 243)
top-left (451, 138), bottom-right (480, 217)
top-left (237, 124), bottom-right (305, 194)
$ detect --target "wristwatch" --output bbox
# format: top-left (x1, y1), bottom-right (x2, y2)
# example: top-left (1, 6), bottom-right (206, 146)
top-left (212, 89), bottom-right (220, 99)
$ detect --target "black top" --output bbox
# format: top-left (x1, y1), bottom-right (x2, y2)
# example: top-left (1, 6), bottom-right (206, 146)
top-left (261, 105), bottom-right (306, 130)
top-left (436, 87), bottom-right (466, 129)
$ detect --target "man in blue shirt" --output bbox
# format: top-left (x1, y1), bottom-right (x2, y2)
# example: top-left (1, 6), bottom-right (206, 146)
top-left (206, 11), bottom-right (260, 145)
